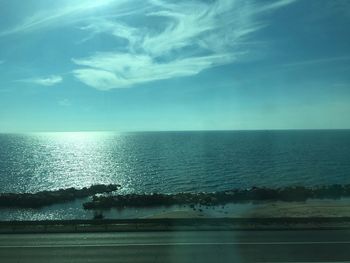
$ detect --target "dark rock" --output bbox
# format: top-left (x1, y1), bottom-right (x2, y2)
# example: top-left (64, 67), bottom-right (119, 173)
top-left (82, 184), bottom-right (350, 210)
top-left (0, 184), bottom-right (120, 208)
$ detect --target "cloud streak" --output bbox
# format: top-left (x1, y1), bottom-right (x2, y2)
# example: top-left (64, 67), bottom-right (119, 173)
top-left (283, 56), bottom-right (350, 67)
top-left (72, 0), bottom-right (296, 90)
top-left (18, 75), bottom-right (63, 86)
top-left (0, 0), bottom-right (124, 36)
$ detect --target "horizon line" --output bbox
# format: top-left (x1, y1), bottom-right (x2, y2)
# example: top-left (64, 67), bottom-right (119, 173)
top-left (1, 128), bottom-right (350, 134)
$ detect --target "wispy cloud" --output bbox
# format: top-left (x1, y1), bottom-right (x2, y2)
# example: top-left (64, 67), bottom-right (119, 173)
top-left (0, 60), bottom-right (4, 65)
top-left (283, 56), bottom-right (350, 67)
top-left (0, 0), bottom-right (124, 36)
top-left (73, 52), bottom-right (236, 90)
top-left (1, 0), bottom-right (296, 90)
top-left (259, 0), bottom-right (297, 11)
top-left (17, 75), bottom-right (63, 86)
top-left (72, 0), bottom-right (296, 90)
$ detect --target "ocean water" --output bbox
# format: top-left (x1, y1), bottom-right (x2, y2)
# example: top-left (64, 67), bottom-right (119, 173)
top-left (1, 130), bottom-right (350, 195)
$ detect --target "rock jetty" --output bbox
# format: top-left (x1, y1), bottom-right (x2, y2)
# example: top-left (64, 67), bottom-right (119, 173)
top-left (83, 184), bottom-right (350, 209)
top-left (0, 184), bottom-right (120, 208)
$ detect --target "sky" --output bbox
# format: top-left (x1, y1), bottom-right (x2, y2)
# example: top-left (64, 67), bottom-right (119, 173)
top-left (0, 0), bottom-right (350, 132)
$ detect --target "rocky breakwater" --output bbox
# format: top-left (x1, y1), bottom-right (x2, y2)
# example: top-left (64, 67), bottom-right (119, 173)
top-left (0, 184), bottom-right (120, 208)
top-left (83, 184), bottom-right (350, 209)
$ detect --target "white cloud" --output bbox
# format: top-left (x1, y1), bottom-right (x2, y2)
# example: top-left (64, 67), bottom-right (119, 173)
top-left (18, 75), bottom-right (63, 86)
top-left (72, 0), bottom-right (296, 90)
top-left (0, 0), bottom-right (296, 90)
top-left (73, 52), bottom-right (237, 90)
top-left (73, 68), bottom-right (128, 91)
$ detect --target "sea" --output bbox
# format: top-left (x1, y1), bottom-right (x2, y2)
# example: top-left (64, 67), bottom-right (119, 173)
top-left (0, 130), bottom-right (350, 220)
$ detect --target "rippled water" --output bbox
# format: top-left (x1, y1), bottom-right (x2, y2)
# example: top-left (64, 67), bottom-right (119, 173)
top-left (0, 130), bottom-right (350, 194)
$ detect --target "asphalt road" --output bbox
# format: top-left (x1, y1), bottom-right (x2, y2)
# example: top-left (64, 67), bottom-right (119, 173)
top-left (1, 229), bottom-right (350, 262)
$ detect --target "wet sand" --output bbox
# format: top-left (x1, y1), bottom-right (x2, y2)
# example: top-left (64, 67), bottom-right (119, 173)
top-left (144, 199), bottom-right (350, 219)
top-left (245, 199), bottom-right (350, 218)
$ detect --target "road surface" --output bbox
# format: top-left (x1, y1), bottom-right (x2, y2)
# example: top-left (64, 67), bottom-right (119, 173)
top-left (1, 229), bottom-right (350, 262)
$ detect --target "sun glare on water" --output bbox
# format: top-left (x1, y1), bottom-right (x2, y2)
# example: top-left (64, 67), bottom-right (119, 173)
top-left (22, 131), bottom-right (129, 192)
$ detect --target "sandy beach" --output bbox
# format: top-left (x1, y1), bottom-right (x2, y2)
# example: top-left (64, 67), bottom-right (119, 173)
top-left (144, 199), bottom-right (350, 219)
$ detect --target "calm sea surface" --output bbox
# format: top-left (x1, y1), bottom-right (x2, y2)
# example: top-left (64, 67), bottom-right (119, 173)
top-left (1, 130), bottom-right (350, 194)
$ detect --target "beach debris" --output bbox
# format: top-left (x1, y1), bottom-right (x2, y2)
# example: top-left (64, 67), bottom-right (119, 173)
top-left (93, 211), bottom-right (105, 220)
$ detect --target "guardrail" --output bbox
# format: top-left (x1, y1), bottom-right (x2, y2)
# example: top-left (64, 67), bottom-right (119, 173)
top-left (2, 217), bottom-right (350, 234)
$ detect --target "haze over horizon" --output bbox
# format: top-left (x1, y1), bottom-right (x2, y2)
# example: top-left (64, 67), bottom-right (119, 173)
top-left (1, 0), bottom-right (350, 132)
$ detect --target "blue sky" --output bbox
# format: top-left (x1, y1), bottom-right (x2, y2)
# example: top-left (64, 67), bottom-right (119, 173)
top-left (0, 0), bottom-right (349, 132)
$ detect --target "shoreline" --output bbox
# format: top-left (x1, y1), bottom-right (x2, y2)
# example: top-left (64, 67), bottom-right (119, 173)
top-left (0, 198), bottom-right (350, 222)
top-left (1, 184), bottom-right (350, 222)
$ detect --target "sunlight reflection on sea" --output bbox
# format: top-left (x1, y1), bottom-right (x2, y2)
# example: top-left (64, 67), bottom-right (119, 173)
top-left (0, 130), bottom-right (350, 194)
